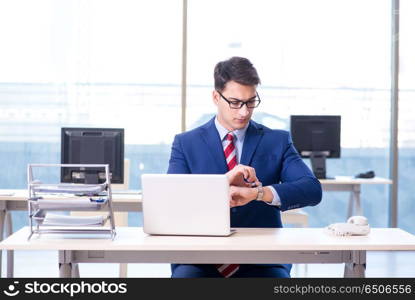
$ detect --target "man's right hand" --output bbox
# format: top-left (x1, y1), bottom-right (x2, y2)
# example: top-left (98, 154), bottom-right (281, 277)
top-left (226, 164), bottom-right (259, 188)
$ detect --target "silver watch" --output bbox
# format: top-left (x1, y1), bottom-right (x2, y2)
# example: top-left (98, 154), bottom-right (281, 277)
top-left (255, 183), bottom-right (264, 201)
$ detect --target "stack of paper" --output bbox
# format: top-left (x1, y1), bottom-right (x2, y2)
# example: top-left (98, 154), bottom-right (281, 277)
top-left (42, 213), bottom-right (105, 226)
top-left (37, 198), bottom-right (105, 210)
top-left (33, 184), bottom-right (105, 194)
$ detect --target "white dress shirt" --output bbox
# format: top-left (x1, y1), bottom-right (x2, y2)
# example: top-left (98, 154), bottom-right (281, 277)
top-left (214, 117), bottom-right (281, 207)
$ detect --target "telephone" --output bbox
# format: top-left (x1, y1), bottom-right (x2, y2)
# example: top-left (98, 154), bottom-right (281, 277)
top-left (326, 216), bottom-right (370, 236)
top-left (355, 170), bottom-right (375, 179)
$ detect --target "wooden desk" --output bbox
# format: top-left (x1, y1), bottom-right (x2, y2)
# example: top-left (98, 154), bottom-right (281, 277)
top-left (320, 177), bottom-right (392, 218)
top-left (1, 226), bottom-right (415, 278)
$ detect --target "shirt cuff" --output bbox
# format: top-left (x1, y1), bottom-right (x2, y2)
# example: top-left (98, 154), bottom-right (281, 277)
top-left (265, 186), bottom-right (281, 207)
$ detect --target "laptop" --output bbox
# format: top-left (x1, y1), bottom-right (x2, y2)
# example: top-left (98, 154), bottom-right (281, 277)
top-left (142, 174), bottom-right (233, 236)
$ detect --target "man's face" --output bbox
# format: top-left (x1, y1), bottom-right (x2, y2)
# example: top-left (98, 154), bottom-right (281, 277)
top-left (212, 80), bottom-right (257, 131)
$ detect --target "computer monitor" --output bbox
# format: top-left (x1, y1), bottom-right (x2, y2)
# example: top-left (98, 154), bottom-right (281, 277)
top-left (61, 128), bottom-right (124, 184)
top-left (290, 115), bottom-right (341, 179)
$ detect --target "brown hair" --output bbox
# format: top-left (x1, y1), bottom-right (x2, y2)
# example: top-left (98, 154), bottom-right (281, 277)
top-left (214, 57), bottom-right (260, 91)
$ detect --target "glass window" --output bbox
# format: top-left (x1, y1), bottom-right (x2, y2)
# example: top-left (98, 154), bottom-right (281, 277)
top-left (0, 0), bottom-right (182, 189)
top-left (398, 0), bottom-right (415, 234)
top-left (187, 0), bottom-right (391, 226)
top-left (0, 0), bottom-right (182, 228)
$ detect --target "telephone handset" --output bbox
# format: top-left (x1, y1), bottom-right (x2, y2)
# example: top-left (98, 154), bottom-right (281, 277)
top-left (326, 216), bottom-right (370, 236)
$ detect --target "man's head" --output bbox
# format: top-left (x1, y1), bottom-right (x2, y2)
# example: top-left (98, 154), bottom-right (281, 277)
top-left (212, 57), bottom-right (261, 131)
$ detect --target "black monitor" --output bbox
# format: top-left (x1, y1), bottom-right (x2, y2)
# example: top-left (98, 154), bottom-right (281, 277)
top-left (290, 115), bottom-right (341, 179)
top-left (61, 128), bottom-right (124, 184)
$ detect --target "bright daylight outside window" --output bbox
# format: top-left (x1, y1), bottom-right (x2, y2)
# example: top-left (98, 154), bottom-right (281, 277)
top-left (0, 0), bottom-right (182, 228)
top-left (398, 0), bottom-right (415, 234)
top-left (187, 0), bottom-right (391, 227)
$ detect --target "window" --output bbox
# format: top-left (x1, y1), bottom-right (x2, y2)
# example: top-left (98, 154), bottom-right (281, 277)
top-left (0, 0), bottom-right (182, 190)
top-left (0, 1), bottom-right (409, 230)
top-left (0, 0), bottom-right (182, 229)
top-left (398, 0), bottom-right (415, 234)
top-left (187, 0), bottom-right (391, 226)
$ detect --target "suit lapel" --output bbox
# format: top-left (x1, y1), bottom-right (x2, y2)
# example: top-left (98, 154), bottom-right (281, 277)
top-left (200, 118), bottom-right (228, 172)
top-left (240, 121), bottom-right (264, 165)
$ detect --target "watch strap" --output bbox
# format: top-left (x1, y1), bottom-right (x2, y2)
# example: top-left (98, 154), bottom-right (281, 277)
top-left (255, 183), bottom-right (264, 201)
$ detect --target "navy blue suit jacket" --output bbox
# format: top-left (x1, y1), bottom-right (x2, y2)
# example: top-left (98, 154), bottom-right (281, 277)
top-left (167, 117), bottom-right (322, 228)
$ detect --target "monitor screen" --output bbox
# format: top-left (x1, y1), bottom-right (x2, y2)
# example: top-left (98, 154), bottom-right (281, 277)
top-left (61, 128), bottom-right (124, 184)
top-left (290, 115), bottom-right (341, 158)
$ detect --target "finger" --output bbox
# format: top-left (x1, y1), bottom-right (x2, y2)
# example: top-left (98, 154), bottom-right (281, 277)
top-left (231, 190), bottom-right (241, 197)
top-left (251, 180), bottom-right (261, 187)
top-left (230, 198), bottom-right (238, 207)
top-left (243, 170), bottom-right (253, 183)
top-left (233, 199), bottom-right (243, 207)
top-left (249, 167), bottom-right (257, 182)
top-left (230, 169), bottom-right (241, 180)
top-left (243, 169), bottom-right (249, 180)
top-left (244, 167), bottom-right (257, 183)
top-left (225, 171), bottom-right (233, 184)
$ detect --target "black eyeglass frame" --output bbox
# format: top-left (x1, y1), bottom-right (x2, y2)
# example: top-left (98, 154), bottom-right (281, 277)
top-left (216, 90), bottom-right (261, 109)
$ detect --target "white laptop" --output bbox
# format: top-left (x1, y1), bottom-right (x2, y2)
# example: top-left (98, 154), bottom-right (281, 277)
top-left (141, 174), bottom-right (233, 236)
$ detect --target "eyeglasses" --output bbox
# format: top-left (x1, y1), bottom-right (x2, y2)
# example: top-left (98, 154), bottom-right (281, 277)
top-left (217, 90), bottom-right (261, 109)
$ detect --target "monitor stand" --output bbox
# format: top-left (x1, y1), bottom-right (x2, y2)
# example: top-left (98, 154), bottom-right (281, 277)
top-left (310, 151), bottom-right (332, 179)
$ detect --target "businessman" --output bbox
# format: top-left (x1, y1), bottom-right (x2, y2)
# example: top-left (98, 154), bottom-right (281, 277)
top-left (167, 56), bottom-right (322, 278)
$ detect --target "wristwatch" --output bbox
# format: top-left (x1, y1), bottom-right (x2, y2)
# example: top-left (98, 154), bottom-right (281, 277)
top-left (255, 182), bottom-right (264, 201)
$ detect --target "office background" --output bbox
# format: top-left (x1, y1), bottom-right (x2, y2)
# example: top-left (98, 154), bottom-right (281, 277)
top-left (0, 0), bottom-right (413, 235)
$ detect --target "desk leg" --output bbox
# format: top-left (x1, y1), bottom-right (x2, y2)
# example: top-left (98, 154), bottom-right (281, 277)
top-left (71, 263), bottom-right (80, 278)
top-left (0, 209), bottom-right (5, 277)
top-left (347, 185), bottom-right (362, 218)
top-left (59, 263), bottom-right (73, 278)
top-left (59, 251), bottom-right (73, 278)
top-left (5, 212), bottom-right (14, 278)
top-left (347, 192), bottom-right (354, 219)
top-left (353, 185), bottom-right (362, 216)
top-left (119, 263), bottom-right (128, 278)
top-left (344, 250), bottom-right (366, 278)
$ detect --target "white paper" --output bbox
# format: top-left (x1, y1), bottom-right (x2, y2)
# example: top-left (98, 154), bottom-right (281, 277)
top-left (42, 213), bottom-right (105, 226)
top-left (36, 199), bottom-right (103, 210)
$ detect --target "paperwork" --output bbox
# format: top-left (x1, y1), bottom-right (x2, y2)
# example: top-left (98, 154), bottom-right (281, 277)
top-left (36, 198), bottom-right (106, 210)
top-left (33, 184), bottom-right (105, 194)
top-left (27, 164), bottom-right (116, 239)
top-left (42, 213), bottom-right (105, 226)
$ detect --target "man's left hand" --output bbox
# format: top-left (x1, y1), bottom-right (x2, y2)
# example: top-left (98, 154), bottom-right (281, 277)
top-left (229, 185), bottom-right (257, 207)
top-left (226, 164), bottom-right (258, 188)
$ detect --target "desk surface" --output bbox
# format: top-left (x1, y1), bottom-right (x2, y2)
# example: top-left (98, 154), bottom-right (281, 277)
top-left (0, 178), bottom-right (392, 201)
top-left (1, 227), bottom-right (415, 252)
top-left (0, 189), bottom-right (142, 202)
top-left (319, 176), bottom-right (392, 185)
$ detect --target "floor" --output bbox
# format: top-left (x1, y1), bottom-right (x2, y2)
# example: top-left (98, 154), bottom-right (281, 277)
top-left (2, 250), bottom-right (415, 277)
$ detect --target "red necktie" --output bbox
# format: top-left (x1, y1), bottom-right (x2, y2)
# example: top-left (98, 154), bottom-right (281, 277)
top-left (216, 132), bottom-right (240, 278)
